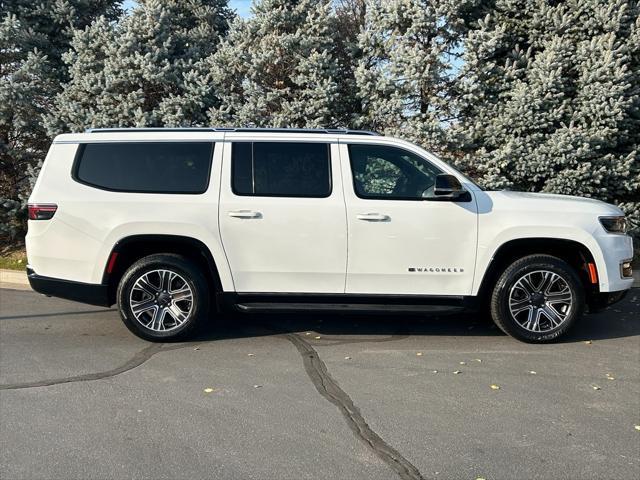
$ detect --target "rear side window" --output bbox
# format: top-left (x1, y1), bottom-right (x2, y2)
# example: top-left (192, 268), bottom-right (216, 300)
top-left (74, 142), bottom-right (214, 193)
top-left (232, 142), bottom-right (331, 197)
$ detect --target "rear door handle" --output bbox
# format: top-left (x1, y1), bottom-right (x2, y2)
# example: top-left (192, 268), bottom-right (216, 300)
top-left (228, 210), bottom-right (262, 219)
top-left (356, 213), bottom-right (390, 222)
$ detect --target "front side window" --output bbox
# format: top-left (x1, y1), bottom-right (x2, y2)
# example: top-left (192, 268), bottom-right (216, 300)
top-left (232, 142), bottom-right (331, 197)
top-left (348, 144), bottom-right (442, 200)
top-left (74, 142), bottom-right (214, 193)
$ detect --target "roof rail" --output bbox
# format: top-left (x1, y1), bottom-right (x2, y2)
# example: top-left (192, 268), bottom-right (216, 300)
top-left (84, 127), bottom-right (380, 136)
top-left (85, 128), bottom-right (216, 133)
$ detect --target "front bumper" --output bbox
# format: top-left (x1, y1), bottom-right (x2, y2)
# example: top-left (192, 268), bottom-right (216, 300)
top-left (27, 266), bottom-right (111, 307)
top-left (593, 232), bottom-right (634, 292)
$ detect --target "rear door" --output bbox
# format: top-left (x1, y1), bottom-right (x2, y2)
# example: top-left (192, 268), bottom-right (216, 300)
top-left (219, 139), bottom-right (347, 293)
top-left (340, 141), bottom-right (478, 296)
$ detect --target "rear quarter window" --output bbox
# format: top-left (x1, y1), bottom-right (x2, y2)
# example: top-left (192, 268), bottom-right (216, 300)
top-left (73, 142), bottom-right (214, 193)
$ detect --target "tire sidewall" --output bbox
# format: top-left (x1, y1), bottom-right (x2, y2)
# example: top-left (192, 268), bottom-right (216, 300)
top-left (117, 255), bottom-right (208, 341)
top-left (493, 257), bottom-right (584, 342)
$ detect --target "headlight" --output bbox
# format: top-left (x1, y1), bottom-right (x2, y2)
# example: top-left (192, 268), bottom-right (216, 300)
top-left (599, 216), bottom-right (627, 234)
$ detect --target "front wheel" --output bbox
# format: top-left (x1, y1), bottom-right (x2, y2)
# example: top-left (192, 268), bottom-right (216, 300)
top-left (490, 255), bottom-right (584, 343)
top-left (117, 254), bottom-right (210, 341)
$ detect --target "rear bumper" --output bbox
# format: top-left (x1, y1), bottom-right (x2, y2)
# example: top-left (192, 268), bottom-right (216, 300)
top-left (27, 266), bottom-right (111, 307)
top-left (587, 289), bottom-right (629, 313)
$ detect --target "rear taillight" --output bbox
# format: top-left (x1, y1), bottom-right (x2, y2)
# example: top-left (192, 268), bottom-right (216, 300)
top-left (28, 204), bottom-right (57, 220)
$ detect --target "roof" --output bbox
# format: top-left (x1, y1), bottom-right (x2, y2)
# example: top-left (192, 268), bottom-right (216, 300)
top-left (84, 127), bottom-right (380, 136)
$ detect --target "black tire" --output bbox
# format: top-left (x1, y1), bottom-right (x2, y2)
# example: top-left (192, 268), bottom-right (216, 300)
top-left (490, 254), bottom-right (584, 343)
top-left (117, 254), bottom-right (210, 341)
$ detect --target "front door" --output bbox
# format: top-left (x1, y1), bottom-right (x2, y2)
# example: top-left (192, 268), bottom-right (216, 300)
top-left (219, 140), bottom-right (347, 293)
top-left (340, 142), bottom-right (478, 296)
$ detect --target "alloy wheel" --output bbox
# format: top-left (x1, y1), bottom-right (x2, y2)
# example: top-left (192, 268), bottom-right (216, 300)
top-left (508, 270), bottom-right (573, 333)
top-left (129, 269), bottom-right (194, 332)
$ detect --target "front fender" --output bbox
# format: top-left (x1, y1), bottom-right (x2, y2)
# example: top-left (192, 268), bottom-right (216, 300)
top-left (472, 225), bottom-right (609, 295)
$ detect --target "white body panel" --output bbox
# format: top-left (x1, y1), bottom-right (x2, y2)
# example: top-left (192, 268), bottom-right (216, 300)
top-left (26, 132), bottom-right (235, 290)
top-left (218, 141), bottom-right (347, 293)
top-left (26, 130), bottom-right (634, 302)
top-left (338, 141), bottom-right (478, 296)
top-left (472, 191), bottom-right (634, 294)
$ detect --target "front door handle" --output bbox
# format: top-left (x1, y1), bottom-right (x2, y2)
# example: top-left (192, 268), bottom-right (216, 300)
top-left (228, 210), bottom-right (262, 219)
top-left (356, 213), bottom-right (390, 222)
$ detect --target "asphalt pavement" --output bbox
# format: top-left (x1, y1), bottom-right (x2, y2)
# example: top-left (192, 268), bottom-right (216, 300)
top-left (0, 287), bottom-right (638, 480)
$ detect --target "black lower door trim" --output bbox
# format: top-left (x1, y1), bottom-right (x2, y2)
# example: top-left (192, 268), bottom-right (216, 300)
top-left (220, 292), bottom-right (476, 314)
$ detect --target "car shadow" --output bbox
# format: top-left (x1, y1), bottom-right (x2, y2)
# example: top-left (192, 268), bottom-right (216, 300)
top-left (190, 292), bottom-right (640, 345)
top-left (3, 290), bottom-right (637, 344)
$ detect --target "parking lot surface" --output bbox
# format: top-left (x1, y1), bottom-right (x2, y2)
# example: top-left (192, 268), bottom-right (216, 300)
top-left (1, 287), bottom-right (639, 480)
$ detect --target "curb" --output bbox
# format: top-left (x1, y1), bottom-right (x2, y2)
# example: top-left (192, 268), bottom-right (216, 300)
top-left (0, 269), bottom-right (31, 291)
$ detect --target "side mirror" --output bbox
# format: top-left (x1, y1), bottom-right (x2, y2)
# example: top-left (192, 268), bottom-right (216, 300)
top-left (433, 174), bottom-right (466, 199)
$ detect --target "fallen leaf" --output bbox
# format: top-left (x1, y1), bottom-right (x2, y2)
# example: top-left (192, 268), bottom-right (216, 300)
top-left (203, 388), bottom-right (214, 393)
top-left (453, 370), bottom-right (461, 374)
top-left (490, 384), bottom-right (500, 390)
top-left (416, 352), bottom-right (423, 356)
top-left (529, 371), bottom-right (537, 375)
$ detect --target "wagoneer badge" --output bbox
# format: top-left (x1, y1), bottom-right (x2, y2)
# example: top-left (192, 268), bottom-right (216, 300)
top-left (408, 267), bottom-right (465, 273)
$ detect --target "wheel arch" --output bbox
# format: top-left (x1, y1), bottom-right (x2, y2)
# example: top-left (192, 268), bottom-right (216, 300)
top-left (102, 234), bottom-right (224, 307)
top-left (475, 237), bottom-right (598, 303)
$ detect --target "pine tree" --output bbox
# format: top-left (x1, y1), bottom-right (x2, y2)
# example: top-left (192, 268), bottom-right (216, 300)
top-left (0, 17), bottom-right (51, 239)
top-left (206, 0), bottom-right (342, 128)
top-left (46, 0), bottom-right (234, 133)
top-left (355, 0), bottom-right (469, 154)
top-left (453, 0), bottom-right (639, 236)
top-left (0, 0), bottom-right (121, 241)
top-left (333, 0), bottom-right (367, 126)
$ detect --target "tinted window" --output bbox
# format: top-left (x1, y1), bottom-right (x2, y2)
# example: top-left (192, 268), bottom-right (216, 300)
top-left (232, 142), bottom-right (331, 197)
top-left (348, 144), bottom-right (442, 200)
top-left (75, 142), bottom-right (214, 193)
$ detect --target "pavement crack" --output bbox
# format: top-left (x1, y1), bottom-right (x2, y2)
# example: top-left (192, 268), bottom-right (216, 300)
top-left (0, 308), bottom-right (114, 321)
top-left (283, 333), bottom-right (424, 480)
top-left (0, 343), bottom-right (187, 390)
top-left (312, 334), bottom-right (409, 346)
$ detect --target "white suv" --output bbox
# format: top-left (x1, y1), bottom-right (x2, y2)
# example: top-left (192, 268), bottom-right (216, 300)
top-left (26, 128), bottom-right (634, 342)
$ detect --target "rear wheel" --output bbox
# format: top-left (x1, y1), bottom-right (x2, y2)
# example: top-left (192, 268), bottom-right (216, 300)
top-left (117, 254), bottom-right (209, 341)
top-left (490, 255), bottom-right (584, 343)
